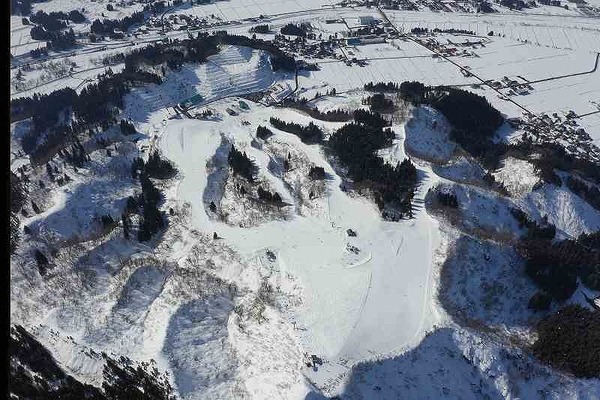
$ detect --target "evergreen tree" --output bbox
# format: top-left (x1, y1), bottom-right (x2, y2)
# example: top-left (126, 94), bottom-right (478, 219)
top-left (228, 145), bottom-right (257, 181)
top-left (121, 213), bottom-right (130, 239)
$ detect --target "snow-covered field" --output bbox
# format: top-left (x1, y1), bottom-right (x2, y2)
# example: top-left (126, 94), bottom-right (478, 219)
top-left (386, 10), bottom-right (600, 52)
top-left (161, 0), bottom-right (337, 20)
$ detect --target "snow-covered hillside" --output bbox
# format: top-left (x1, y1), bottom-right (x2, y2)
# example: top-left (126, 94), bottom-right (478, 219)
top-left (9, 1), bottom-right (600, 398)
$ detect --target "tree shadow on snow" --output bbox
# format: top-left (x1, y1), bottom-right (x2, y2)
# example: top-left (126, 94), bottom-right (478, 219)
top-left (124, 64), bottom-right (202, 125)
top-left (163, 295), bottom-right (236, 398)
top-left (202, 136), bottom-right (231, 218)
top-left (308, 328), bottom-right (504, 400)
top-left (438, 234), bottom-right (541, 330)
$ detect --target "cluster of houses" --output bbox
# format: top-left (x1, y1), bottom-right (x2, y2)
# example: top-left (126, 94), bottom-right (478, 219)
top-left (486, 76), bottom-right (534, 98)
top-left (378, 0), bottom-right (474, 12)
top-left (143, 12), bottom-right (226, 33)
top-left (271, 31), bottom-right (340, 61)
top-left (514, 111), bottom-right (600, 163)
top-left (414, 34), bottom-right (487, 58)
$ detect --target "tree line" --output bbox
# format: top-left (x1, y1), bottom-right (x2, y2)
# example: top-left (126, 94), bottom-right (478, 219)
top-left (410, 27), bottom-right (475, 35)
top-left (90, 11), bottom-right (145, 37)
top-left (364, 82), bottom-right (401, 93)
top-left (269, 117), bottom-right (324, 144)
top-left (518, 232), bottom-right (600, 303)
top-left (279, 98), bottom-right (352, 122)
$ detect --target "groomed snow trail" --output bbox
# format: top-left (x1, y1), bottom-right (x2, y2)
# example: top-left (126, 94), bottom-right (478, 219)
top-left (335, 175), bottom-right (441, 361)
top-left (160, 102), bottom-right (443, 392)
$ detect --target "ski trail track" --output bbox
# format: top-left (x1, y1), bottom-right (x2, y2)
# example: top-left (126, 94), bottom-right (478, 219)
top-left (159, 102), bottom-right (443, 392)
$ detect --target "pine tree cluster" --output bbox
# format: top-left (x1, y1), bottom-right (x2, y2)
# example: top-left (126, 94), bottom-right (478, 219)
top-left (308, 166), bottom-right (326, 180)
top-left (256, 125), bottom-right (273, 140)
top-left (566, 176), bottom-right (600, 211)
top-left (533, 305), bottom-right (600, 378)
top-left (364, 82), bottom-right (400, 93)
top-left (280, 99), bottom-right (352, 122)
top-left (90, 11), bottom-right (145, 36)
top-left (131, 151), bottom-right (177, 180)
top-left (137, 174), bottom-right (165, 242)
top-left (120, 119), bottom-right (137, 135)
top-left (269, 117), bottom-right (323, 144)
top-left (353, 109), bottom-right (390, 128)
top-left (518, 232), bottom-right (600, 300)
top-left (509, 207), bottom-right (556, 240)
top-left (363, 93), bottom-right (394, 112)
top-left (249, 24), bottom-right (269, 34)
top-left (228, 145), bottom-right (258, 182)
top-left (280, 23), bottom-right (310, 37)
top-left (328, 114), bottom-right (417, 219)
top-left (436, 191), bottom-right (458, 208)
top-left (257, 187), bottom-right (282, 203)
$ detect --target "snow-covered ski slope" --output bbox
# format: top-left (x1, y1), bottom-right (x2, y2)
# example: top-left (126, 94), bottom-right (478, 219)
top-left (122, 46), bottom-right (285, 116)
top-left (159, 103), bottom-right (443, 369)
top-left (10, 1), bottom-right (600, 397)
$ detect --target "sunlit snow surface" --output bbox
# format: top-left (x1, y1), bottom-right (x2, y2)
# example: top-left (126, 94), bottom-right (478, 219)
top-left (159, 105), bottom-right (442, 365)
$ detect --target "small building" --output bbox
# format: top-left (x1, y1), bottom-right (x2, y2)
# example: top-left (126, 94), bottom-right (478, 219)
top-left (238, 100), bottom-right (250, 110)
top-left (180, 93), bottom-right (204, 109)
top-left (346, 37), bottom-right (360, 46)
top-left (357, 15), bottom-right (376, 25)
top-left (358, 37), bottom-right (386, 45)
